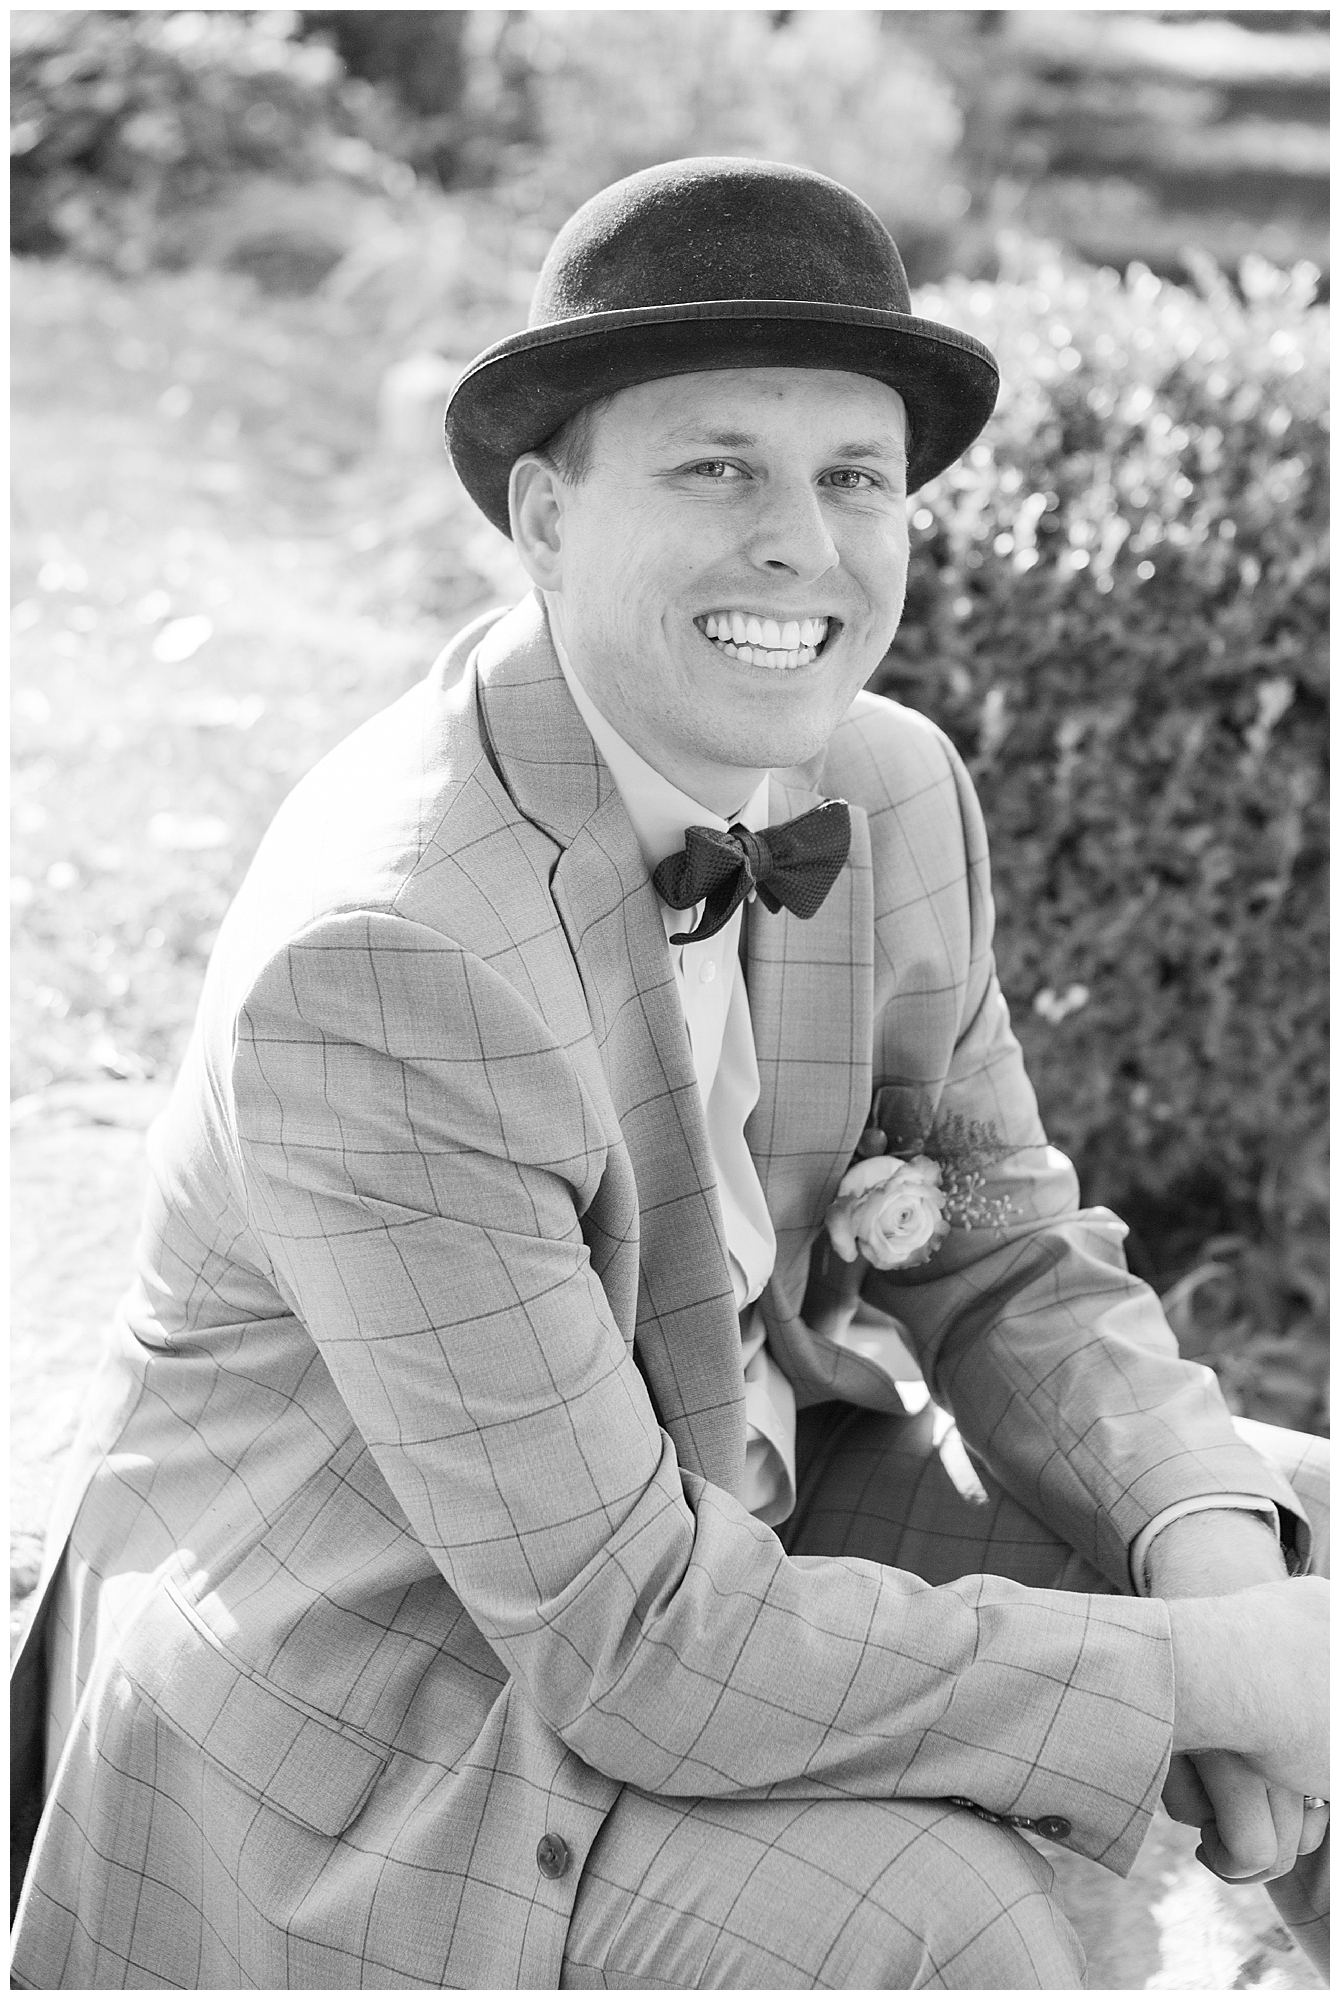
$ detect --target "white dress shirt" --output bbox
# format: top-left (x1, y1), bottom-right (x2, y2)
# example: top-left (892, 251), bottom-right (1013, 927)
top-left (553, 636), bottom-right (797, 1522)
top-left (551, 623), bottom-right (1281, 1577)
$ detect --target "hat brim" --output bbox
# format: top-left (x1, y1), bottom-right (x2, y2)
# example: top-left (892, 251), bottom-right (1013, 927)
top-left (445, 300), bottom-right (999, 537)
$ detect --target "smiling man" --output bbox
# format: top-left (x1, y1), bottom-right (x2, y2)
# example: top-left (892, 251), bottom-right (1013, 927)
top-left (11, 158), bottom-right (1329, 1991)
top-left (515, 369), bottom-right (911, 808)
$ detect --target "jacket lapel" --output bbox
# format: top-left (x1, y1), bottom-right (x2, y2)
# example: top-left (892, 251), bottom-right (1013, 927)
top-left (475, 597), bottom-right (746, 1495)
top-left (746, 770), bottom-right (874, 1320)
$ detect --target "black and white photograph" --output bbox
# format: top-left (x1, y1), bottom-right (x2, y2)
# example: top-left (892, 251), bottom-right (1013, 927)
top-left (10, 8), bottom-right (1329, 1990)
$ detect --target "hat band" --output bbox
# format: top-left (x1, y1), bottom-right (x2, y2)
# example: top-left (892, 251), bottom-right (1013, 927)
top-left (462, 297), bottom-right (997, 385)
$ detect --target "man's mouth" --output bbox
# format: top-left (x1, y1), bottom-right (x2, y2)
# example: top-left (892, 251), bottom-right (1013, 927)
top-left (696, 611), bottom-right (834, 671)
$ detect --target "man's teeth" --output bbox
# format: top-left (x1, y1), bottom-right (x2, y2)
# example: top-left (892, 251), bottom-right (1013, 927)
top-left (704, 612), bottom-right (828, 648)
top-left (701, 612), bottom-right (830, 669)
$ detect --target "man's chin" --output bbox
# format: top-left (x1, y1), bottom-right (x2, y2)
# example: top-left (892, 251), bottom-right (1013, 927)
top-left (695, 660), bottom-right (883, 754)
top-left (700, 709), bottom-right (848, 779)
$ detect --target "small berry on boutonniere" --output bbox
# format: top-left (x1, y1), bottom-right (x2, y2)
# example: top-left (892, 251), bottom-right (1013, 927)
top-left (825, 1154), bottom-right (951, 1271)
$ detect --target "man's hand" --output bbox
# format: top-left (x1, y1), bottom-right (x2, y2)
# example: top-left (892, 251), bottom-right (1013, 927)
top-left (1146, 1509), bottom-right (1323, 1881)
top-left (1157, 1525), bottom-right (1329, 1977)
top-left (1164, 1568), bottom-right (1331, 1980)
top-left (1165, 1576), bottom-right (1329, 1829)
top-left (1163, 1751), bottom-right (1328, 1883)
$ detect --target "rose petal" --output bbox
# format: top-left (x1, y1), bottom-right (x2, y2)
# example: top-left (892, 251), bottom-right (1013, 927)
top-left (825, 1199), bottom-right (861, 1262)
top-left (836, 1155), bottom-right (907, 1199)
top-left (852, 1173), bottom-right (949, 1267)
top-left (828, 1155), bottom-right (949, 1268)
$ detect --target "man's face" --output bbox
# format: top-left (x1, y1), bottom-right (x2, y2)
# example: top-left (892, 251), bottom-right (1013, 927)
top-left (512, 367), bottom-right (910, 811)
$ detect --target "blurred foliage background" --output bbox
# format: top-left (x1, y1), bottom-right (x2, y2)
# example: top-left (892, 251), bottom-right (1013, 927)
top-left (10, 9), bottom-right (1329, 1434)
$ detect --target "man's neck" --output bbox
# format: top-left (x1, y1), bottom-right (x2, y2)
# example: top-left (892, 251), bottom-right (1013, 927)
top-left (544, 595), bottom-right (766, 821)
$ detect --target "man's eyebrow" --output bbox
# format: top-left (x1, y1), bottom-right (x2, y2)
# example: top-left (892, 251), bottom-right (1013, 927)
top-left (657, 425), bottom-right (906, 461)
top-left (659, 426), bottom-right (760, 449)
top-left (830, 436), bottom-right (907, 462)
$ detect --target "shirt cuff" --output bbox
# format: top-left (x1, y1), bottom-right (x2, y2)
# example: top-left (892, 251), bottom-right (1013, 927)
top-left (1129, 1495), bottom-right (1282, 1596)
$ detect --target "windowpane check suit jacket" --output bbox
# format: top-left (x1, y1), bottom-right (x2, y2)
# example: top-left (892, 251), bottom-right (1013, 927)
top-left (12, 593), bottom-right (1299, 1990)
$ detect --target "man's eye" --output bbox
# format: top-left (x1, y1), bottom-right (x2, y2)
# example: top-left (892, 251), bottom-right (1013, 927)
top-left (825, 468), bottom-right (877, 490)
top-left (690, 460), bottom-right (743, 480)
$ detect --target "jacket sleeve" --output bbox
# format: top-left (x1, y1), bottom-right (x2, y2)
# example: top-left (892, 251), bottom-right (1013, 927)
top-left (232, 906), bottom-right (1176, 1871)
top-left (861, 730), bottom-right (1303, 1590)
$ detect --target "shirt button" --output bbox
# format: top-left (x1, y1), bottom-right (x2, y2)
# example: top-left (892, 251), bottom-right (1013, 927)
top-left (1035, 1816), bottom-right (1072, 1842)
top-left (536, 1832), bottom-right (571, 1879)
top-left (698, 958), bottom-right (717, 984)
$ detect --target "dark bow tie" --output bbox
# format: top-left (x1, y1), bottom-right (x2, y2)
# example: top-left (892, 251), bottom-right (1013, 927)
top-left (652, 798), bottom-right (851, 946)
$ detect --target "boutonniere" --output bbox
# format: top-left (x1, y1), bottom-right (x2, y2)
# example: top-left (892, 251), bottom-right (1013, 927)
top-left (807, 1106), bottom-right (1020, 1346)
top-left (824, 1151), bottom-right (950, 1271)
top-left (822, 1106), bottom-right (1019, 1274)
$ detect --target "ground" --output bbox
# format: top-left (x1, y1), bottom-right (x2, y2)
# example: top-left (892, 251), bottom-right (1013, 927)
top-left (9, 253), bottom-right (1325, 1991)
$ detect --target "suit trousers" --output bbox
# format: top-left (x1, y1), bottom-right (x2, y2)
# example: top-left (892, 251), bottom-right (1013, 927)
top-left (558, 1408), bottom-right (1328, 1991)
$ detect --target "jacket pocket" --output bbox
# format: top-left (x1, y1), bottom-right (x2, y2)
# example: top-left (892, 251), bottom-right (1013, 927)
top-left (118, 1575), bottom-right (388, 1837)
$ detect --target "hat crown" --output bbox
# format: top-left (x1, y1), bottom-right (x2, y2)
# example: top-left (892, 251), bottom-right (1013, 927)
top-left (530, 157), bottom-right (912, 327)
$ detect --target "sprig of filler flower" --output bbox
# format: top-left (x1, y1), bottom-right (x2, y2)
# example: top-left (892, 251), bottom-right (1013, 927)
top-left (827, 1111), bottom-right (1018, 1271)
top-left (926, 1115), bottom-right (1019, 1232)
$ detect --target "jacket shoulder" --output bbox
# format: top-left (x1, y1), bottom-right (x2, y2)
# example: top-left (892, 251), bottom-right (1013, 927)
top-left (207, 654), bottom-right (560, 1019)
top-left (820, 688), bottom-right (964, 821)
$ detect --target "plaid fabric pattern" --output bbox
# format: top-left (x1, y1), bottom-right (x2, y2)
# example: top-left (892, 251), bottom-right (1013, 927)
top-left (11, 594), bottom-right (1304, 1990)
top-left (557, 1410), bottom-right (1327, 1991)
top-left (558, 1789), bottom-right (1086, 1990)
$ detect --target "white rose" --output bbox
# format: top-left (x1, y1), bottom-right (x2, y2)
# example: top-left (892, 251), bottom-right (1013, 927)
top-left (825, 1154), bottom-right (949, 1269)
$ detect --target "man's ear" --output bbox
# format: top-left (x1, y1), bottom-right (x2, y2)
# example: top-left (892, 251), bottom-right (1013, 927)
top-left (509, 455), bottom-right (565, 589)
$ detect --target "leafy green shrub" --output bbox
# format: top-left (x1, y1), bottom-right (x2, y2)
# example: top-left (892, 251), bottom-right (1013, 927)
top-left (10, 10), bottom-right (404, 279)
top-left (880, 244), bottom-right (1327, 1429)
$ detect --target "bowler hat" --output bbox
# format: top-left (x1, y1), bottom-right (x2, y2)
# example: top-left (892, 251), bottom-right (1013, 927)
top-left (445, 156), bottom-right (999, 538)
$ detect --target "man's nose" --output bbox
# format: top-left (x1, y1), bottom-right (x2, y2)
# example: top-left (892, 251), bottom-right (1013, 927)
top-left (743, 478), bottom-right (840, 582)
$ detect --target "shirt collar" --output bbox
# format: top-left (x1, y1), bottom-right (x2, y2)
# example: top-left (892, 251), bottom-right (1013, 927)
top-left (549, 615), bottom-right (770, 876)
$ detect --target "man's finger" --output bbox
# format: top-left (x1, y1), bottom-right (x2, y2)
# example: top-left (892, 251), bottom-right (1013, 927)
top-left (1264, 1786), bottom-right (1305, 1884)
top-left (1198, 1830), bottom-right (1273, 1885)
top-left (1162, 1753), bottom-right (1213, 1827)
top-left (1193, 1751), bottom-right (1279, 1880)
top-left (1298, 1798), bottom-right (1330, 1859)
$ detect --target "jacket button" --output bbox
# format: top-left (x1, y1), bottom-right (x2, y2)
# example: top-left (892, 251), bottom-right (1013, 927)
top-left (1035, 1816), bottom-right (1072, 1841)
top-left (536, 1832), bottom-right (571, 1879)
